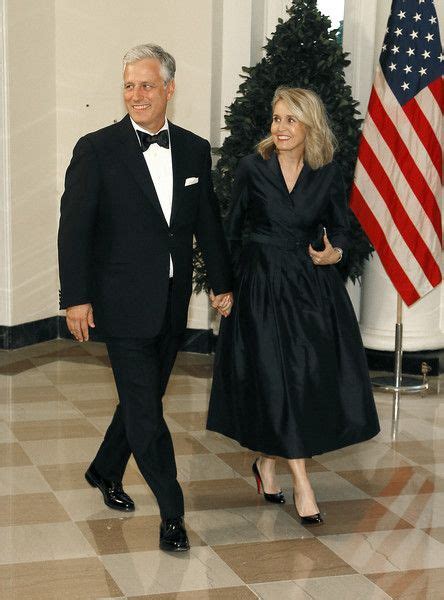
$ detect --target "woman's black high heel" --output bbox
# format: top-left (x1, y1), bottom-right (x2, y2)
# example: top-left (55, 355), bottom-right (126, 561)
top-left (293, 492), bottom-right (323, 525)
top-left (252, 459), bottom-right (285, 504)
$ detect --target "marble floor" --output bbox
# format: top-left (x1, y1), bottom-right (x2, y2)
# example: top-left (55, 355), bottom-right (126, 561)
top-left (0, 339), bottom-right (443, 599)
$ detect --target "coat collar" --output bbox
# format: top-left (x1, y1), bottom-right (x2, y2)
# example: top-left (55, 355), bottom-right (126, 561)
top-left (168, 122), bottom-right (190, 226)
top-left (114, 115), bottom-right (167, 224)
top-left (115, 115), bottom-right (190, 227)
top-left (265, 151), bottom-right (310, 196)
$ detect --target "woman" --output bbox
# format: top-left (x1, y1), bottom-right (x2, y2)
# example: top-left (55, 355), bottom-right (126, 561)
top-left (207, 87), bottom-right (380, 524)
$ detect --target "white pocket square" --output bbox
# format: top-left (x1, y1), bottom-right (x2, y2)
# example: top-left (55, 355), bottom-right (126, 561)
top-left (185, 177), bottom-right (199, 187)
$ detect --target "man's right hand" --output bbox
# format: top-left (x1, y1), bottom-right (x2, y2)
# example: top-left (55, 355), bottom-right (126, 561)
top-left (66, 303), bottom-right (95, 342)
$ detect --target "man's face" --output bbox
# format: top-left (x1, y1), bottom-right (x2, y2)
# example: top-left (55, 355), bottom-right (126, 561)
top-left (123, 58), bottom-right (175, 132)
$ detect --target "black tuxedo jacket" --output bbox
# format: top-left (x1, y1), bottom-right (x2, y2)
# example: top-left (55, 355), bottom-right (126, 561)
top-left (58, 115), bottom-right (232, 338)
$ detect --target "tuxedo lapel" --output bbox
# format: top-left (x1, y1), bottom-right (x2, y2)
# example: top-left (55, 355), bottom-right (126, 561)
top-left (169, 121), bottom-right (189, 227)
top-left (115, 115), bottom-right (168, 225)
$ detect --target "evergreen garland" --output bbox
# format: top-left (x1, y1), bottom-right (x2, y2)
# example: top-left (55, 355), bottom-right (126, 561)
top-left (193, 0), bottom-right (373, 293)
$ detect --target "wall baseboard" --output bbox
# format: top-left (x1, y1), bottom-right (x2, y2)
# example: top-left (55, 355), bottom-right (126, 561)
top-left (1, 316), bottom-right (216, 355)
top-left (1, 317), bottom-right (442, 376)
top-left (0, 317), bottom-right (59, 350)
top-left (365, 348), bottom-right (442, 377)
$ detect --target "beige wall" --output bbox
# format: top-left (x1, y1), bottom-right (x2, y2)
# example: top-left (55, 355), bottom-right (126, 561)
top-left (54, 0), bottom-right (216, 331)
top-left (7, 0), bottom-right (57, 325)
top-left (55, 0), bottom-right (214, 191)
top-left (1, 0), bottom-right (218, 327)
top-left (0, 0), bottom-right (9, 326)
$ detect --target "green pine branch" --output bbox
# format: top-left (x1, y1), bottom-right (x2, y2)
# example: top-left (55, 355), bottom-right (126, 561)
top-left (193, 0), bottom-right (373, 294)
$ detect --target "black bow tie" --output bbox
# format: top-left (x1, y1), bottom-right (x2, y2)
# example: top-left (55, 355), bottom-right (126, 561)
top-left (136, 129), bottom-right (170, 151)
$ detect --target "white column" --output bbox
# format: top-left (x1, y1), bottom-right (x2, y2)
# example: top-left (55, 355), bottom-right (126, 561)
top-left (0, 0), bottom-right (11, 328)
top-left (5, 0), bottom-right (58, 327)
top-left (361, 255), bottom-right (444, 351)
top-left (344, 0), bottom-right (444, 351)
top-left (190, 0), bottom-right (255, 332)
top-left (250, 0), bottom-right (289, 64)
top-left (343, 0), bottom-right (379, 110)
top-left (210, 0), bottom-right (253, 148)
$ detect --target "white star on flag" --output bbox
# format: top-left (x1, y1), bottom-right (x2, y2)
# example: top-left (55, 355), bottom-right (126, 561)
top-left (410, 30), bottom-right (419, 39)
top-left (419, 67), bottom-right (427, 75)
top-left (425, 33), bottom-right (434, 41)
top-left (422, 50), bottom-right (431, 59)
top-left (413, 13), bottom-right (422, 22)
top-left (401, 81), bottom-right (410, 90)
top-left (392, 45), bottom-right (400, 53)
top-left (398, 10), bottom-right (406, 19)
top-left (403, 65), bottom-right (412, 73)
top-left (389, 62), bottom-right (397, 71)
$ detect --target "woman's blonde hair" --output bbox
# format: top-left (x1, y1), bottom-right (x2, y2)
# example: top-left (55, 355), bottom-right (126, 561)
top-left (257, 87), bottom-right (337, 169)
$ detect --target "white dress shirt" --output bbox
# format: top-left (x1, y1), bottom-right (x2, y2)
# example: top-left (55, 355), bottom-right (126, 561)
top-left (131, 117), bottom-right (174, 277)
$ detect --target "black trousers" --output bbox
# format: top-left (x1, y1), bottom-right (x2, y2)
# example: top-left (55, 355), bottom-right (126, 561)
top-left (92, 285), bottom-right (184, 519)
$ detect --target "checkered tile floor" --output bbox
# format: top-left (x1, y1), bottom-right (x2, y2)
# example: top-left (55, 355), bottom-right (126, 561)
top-left (1, 339), bottom-right (443, 599)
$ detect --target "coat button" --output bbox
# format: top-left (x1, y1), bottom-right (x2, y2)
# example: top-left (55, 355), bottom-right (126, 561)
top-left (169, 232), bottom-right (174, 238)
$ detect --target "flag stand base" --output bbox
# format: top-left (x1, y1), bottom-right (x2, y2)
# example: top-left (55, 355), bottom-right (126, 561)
top-left (370, 295), bottom-right (429, 440)
top-left (372, 375), bottom-right (428, 393)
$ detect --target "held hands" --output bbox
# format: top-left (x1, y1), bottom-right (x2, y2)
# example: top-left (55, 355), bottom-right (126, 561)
top-left (209, 290), bottom-right (234, 318)
top-left (66, 303), bottom-right (95, 342)
top-left (308, 233), bottom-right (343, 266)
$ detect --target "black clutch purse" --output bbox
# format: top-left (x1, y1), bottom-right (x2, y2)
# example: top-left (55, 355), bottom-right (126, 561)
top-left (310, 225), bottom-right (326, 251)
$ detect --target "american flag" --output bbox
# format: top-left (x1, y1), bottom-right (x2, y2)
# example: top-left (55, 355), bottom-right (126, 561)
top-left (350, 0), bottom-right (443, 306)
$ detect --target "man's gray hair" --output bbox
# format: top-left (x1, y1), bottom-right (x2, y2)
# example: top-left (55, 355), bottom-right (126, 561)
top-left (123, 44), bottom-right (176, 83)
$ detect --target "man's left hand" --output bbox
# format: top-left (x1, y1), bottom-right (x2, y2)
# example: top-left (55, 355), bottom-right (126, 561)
top-left (209, 291), bottom-right (234, 317)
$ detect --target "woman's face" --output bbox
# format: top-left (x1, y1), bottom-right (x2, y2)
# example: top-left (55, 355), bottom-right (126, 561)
top-left (270, 100), bottom-right (306, 155)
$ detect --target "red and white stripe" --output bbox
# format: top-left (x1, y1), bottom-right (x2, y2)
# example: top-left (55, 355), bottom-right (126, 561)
top-left (350, 67), bottom-right (443, 306)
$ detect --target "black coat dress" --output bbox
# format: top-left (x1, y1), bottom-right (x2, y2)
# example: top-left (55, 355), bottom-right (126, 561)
top-left (207, 153), bottom-right (380, 458)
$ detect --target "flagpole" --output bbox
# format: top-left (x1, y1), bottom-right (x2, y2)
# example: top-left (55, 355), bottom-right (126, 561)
top-left (372, 293), bottom-right (428, 440)
top-left (392, 294), bottom-right (403, 439)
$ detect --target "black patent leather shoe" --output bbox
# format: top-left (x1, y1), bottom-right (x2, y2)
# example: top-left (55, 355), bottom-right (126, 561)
top-left (252, 458), bottom-right (285, 504)
top-left (293, 492), bottom-right (323, 525)
top-left (85, 465), bottom-right (135, 512)
top-left (299, 513), bottom-right (323, 525)
top-left (159, 517), bottom-right (190, 552)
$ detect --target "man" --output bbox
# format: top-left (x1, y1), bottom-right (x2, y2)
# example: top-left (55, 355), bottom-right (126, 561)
top-left (58, 44), bottom-right (233, 552)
